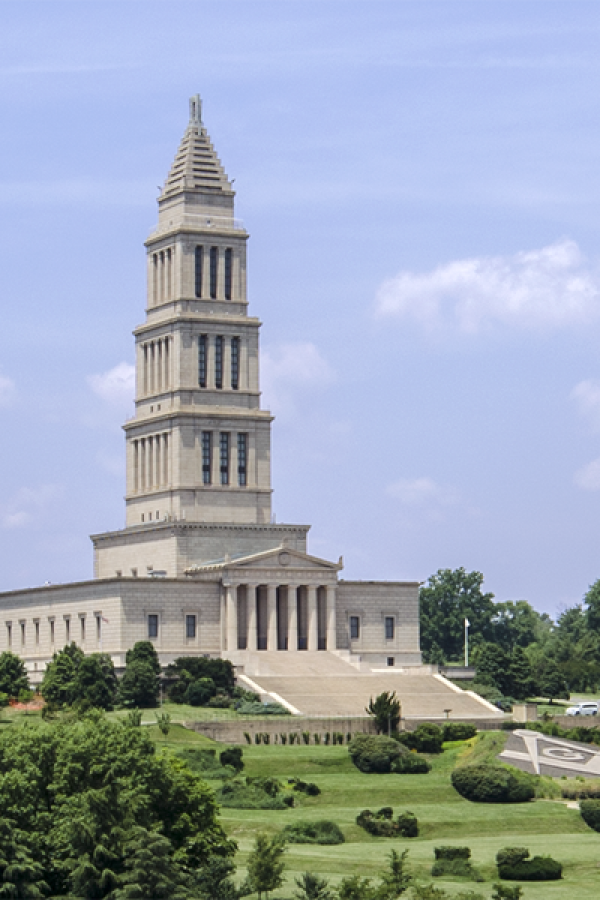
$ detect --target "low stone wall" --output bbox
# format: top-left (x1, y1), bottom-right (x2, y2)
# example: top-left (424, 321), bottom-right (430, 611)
top-left (185, 715), bottom-right (506, 744)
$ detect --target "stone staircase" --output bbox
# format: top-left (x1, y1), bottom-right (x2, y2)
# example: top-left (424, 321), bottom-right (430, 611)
top-left (230, 651), bottom-right (502, 720)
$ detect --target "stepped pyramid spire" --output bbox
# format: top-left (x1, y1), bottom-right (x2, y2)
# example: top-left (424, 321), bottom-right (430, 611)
top-left (161, 94), bottom-right (232, 199)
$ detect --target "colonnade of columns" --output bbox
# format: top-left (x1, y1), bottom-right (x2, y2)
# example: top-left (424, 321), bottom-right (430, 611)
top-left (224, 582), bottom-right (337, 652)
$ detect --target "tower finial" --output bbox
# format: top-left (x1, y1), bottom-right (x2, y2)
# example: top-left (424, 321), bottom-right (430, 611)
top-left (189, 94), bottom-right (202, 129)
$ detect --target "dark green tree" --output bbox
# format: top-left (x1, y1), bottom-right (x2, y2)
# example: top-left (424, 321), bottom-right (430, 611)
top-left (118, 660), bottom-right (160, 708)
top-left (40, 643), bottom-right (84, 707)
top-left (294, 872), bottom-right (334, 900)
top-left (379, 849), bottom-right (411, 898)
top-left (491, 600), bottom-right (551, 651)
top-left (419, 568), bottom-right (496, 662)
top-left (0, 651), bottom-right (30, 699)
top-left (540, 661), bottom-right (569, 703)
top-left (366, 691), bottom-right (401, 734)
top-left (125, 640), bottom-right (161, 674)
top-left (585, 578), bottom-right (600, 632)
top-left (0, 819), bottom-right (48, 899)
top-left (72, 653), bottom-right (117, 710)
top-left (112, 827), bottom-right (191, 900)
top-left (194, 856), bottom-right (240, 900)
top-left (473, 643), bottom-right (510, 694)
top-left (506, 646), bottom-right (537, 700)
top-left (245, 833), bottom-right (286, 900)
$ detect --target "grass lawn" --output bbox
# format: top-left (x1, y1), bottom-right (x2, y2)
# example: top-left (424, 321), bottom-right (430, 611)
top-left (215, 736), bottom-right (600, 899)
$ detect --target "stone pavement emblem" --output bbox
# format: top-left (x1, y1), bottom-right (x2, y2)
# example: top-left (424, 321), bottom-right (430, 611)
top-left (499, 729), bottom-right (600, 778)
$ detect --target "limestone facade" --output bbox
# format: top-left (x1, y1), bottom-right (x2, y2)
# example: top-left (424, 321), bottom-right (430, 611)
top-left (0, 95), bottom-right (422, 680)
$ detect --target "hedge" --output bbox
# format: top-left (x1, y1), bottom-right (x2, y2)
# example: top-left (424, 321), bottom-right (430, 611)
top-left (281, 820), bottom-right (344, 845)
top-left (356, 808), bottom-right (418, 838)
top-left (451, 765), bottom-right (535, 803)
top-left (496, 848), bottom-right (562, 881)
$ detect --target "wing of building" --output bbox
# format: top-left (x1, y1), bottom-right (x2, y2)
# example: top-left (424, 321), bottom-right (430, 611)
top-left (0, 96), bottom-right (502, 720)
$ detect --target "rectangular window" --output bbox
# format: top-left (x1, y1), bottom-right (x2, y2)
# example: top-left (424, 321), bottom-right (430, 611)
top-left (387, 657), bottom-right (395, 667)
top-left (350, 616), bottom-right (360, 640)
top-left (210, 246), bottom-right (218, 298)
top-left (35, 621), bottom-right (39, 645)
top-left (231, 336), bottom-right (239, 390)
top-left (201, 431), bottom-right (212, 484)
top-left (65, 617), bottom-right (70, 642)
top-left (237, 433), bottom-right (247, 486)
top-left (195, 246), bottom-right (203, 298)
top-left (198, 334), bottom-right (207, 387)
top-left (148, 614), bottom-right (159, 639)
top-left (385, 616), bottom-right (394, 640)
top-left (215, 335), bottom-right (223, 389)
top-left (96, 616), bottom-right (102, 641)
top-left (20, 622), bottom-right (26, 647)
top-left (224, 248), bottom-right (232, 300)
top-left (220, 432), bottom-right (229, 485)
top-left (49, 620), bottom-right (55, 644)
top-left (186, 614), bottom-right (197, 639)
top-left (6, 623), bottom-right (11, 648)
top-left (80, 617), bottom-right (86, 642)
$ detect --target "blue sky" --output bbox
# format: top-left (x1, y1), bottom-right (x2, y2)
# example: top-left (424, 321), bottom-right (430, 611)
top-left (1, 0), bottom-right (600, 618)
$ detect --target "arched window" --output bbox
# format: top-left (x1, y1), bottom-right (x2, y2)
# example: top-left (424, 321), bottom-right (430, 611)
top-left (224, 248), bottom-right (233, 300)
top-left (195, 246), bottom-right (203, 298)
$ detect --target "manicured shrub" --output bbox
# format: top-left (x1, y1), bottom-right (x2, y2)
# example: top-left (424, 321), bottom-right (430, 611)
top-left (290, 778), bottom-right (321, 796)
top-left (218, 776), bottom-right (293, 809)
top-left (435, 847), bottom-right (471, 861)
top-left (496, 848), bottom-right (562, 881)
top-left (348, 733), bottom-right (408, 773)
top-left (580, 798), bottom-right (600, 831)
top-left (236, 700), bottom-right (291, 715)
top-left (356, 807), bottom-right (418, 837)
top-left (219, 746), bottom-right (244, 772)
top-left (451, 765), bottom-right (535, 803)
top-left (397, 723), bottom-right (444, 754)
top-left (392, 752), bottom-right (431, 774)
top-left (442, 722), bottom-right (477, 742)
top-left (432, 846), bottom-right (481, 880)
top-left (302, 731), bottom-right (310, 744)
top-left (281, 820), bottom-right (345, 845)
top-left (279, 733), bottom-right (287, 745)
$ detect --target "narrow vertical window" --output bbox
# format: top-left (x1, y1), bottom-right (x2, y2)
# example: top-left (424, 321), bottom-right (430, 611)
top-left (186, 614), bottom-right (197, 639)
top-left (195, 246), bottom-right (203, 298)
top-left (65, 618), bottom-right (70, 642)
top-left (210, 246), bottom-right (218, 298)
top-left (224, 248), bottom-right (232, 300)
top-left (80, 617), bottom-right (86, 642)
top-left (21, 622), bottom-right (26, 647)
top-left (237, 433), bottom-right (247, 486)
top-left (198, 334), bottom-right (207, 387)
top-left (385, 616), bottom-right (394, 640)
top-left (148, 614), bottom-right (158, 639)
top-left (231, 337), bottom-right (239, 390)
top-left (96, 615), bottom-right (102, 641)
top-left (220, 432), bottom-right (229, 485)
top-left (215, 335), bottom-right (223, 389)
top-left (35, 621), bottom-right (40, 645)
top-left (6, 623), bottom-right (11, 648)
top-left (350, 616), bottom-right (360, 640)
top-left (49, 620), bottom-right (54, 644)
top-left (202, 432), bottom-right (212, 484)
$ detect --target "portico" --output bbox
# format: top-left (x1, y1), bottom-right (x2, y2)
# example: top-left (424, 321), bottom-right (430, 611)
top-left (186, 546), bottom-right (341, 655)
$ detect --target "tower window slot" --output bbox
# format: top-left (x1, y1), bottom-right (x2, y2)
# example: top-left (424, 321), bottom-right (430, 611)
top-left (202, 432), bottom-right (212, 484)
top-left (220, 432), bottom-right (230, 485)
top-left (215, 335), bottom-right (223, 389)
top-left (210, 246), bottom-right (218, 298)
top-left (224, 248), bottom-right (232, 300)
top-left (198, 334), bottom-right (207, 387)
top-left (231, 337), bottom-right (239, 390)
top-left (237, 433), bottom-right (247, 486)
top-left (195, 246), bottom-right (203, 298)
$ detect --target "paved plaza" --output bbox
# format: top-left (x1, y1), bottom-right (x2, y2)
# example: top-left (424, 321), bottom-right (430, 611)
top-left (499, 729), bottom-right (600, 778)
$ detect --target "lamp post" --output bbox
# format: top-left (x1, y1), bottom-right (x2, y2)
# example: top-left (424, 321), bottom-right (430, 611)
top-left (464, 618), bottom-right (470, 667)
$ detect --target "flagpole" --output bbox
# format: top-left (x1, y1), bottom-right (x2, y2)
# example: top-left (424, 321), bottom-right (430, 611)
top-left (464, 618), bottom-right (470, 667)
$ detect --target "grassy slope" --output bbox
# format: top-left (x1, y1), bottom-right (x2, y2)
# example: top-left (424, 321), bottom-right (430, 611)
top-left (220, 736), bottom-right (600, 899)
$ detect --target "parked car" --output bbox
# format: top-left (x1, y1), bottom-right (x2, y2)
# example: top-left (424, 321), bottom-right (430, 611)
top-left (565, 701), bottom-right (599, 716)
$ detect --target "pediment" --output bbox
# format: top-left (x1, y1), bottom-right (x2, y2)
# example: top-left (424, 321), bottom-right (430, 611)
top-left (185, 545), bottom-right (342, 575)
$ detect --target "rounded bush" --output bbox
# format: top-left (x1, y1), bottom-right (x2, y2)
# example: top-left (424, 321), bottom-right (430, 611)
top-left (185, 677), bottom-right (216, 706)
top-left (498, 857), bottom-right (562, 881)
top-left (442, 722), bottom-right (477, 742)
top-left (451, 765), bottom-right (535, 803)
top-left (348, 734), bottom-right (408, 773)
top-left (392, 753), bottom-right (431, 774)
top-left (356, 808), bottom-right (418, 837)
top-left (580, 798), bottom-right (600, 831)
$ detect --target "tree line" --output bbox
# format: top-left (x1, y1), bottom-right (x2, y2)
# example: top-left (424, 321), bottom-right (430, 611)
top-left (420, 567), bottom-right (600, 700)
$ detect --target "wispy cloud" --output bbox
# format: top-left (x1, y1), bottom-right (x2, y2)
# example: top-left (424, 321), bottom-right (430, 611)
top-left (0, 484), bottom-right (63, 530)
top-left (574, 458), bottom-right (600, 491)
top-left (261, 342), bottom-right (334, 418)
top-left (0, 374), bottom-right (16, 407)
top-left (88, 362), bottom-right (135, 409)
top-left (376, 239), bottom-right (600, 336)
top-left (571, 379), bottom-right (600, 430)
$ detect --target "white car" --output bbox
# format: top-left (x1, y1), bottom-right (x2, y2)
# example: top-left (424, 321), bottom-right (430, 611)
top-left (565, 701), bottom-right (599, 716)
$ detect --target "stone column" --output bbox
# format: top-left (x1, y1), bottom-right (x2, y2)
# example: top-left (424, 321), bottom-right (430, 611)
top-left (267, 584), bottom-right (278, 651)
top-left (326, 584), bottom-right (337, 650)
top-left (225, 583), bottom-right (238, 651)
top-left (307, 585), bottom-right (318, 651)
top-left (287, 586), bottom-right (298, 651)
top-left (247, 584), bottom-right (257, 651)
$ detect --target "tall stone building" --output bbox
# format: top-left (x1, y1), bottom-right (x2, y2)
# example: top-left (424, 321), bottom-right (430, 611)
top-left (0, 96), bottom-right (423, 684)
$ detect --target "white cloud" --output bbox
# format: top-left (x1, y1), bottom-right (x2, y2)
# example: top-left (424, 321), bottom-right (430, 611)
top-left (571, 379), bottom-right (600, 429)
top-left (261, 342), bottom-right (334, 417)
top-left (0, 484), bottom-right (63, 530)
top-left (375, 239), bottom-right (600, 335)
top-left (387, 476), bottom-right (460, 507)
top-left (574, 458), bottom-right (600, 491)
top-left (88, 362), bottom-right (135, 409)
top-left (0, 374), bottom-right (16, 407)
